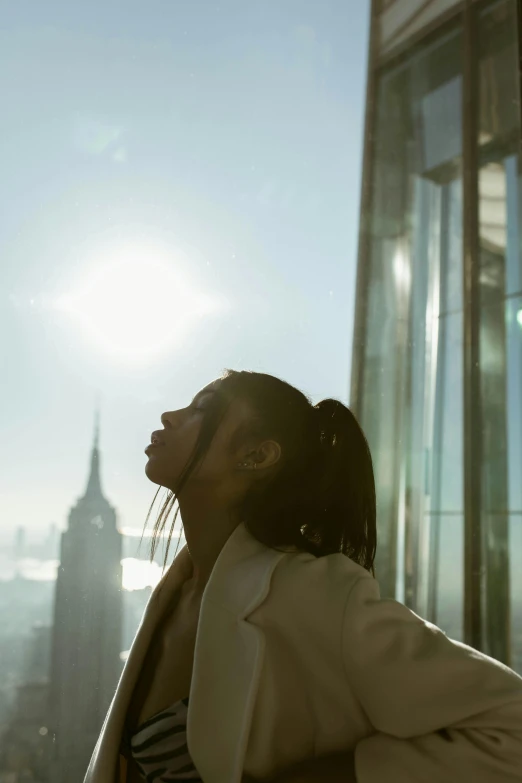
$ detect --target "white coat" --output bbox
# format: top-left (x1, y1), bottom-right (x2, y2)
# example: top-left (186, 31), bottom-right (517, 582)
top-left (85, 522), bottom-right (522, 783)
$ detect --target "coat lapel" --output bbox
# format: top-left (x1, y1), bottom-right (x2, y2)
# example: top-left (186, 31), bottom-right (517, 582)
top-left (85, 523), bottom-right (289, 783)
top-left (187, 523), bottom-right (288, 783)
top-left (85, 542), bottom-right (193, 783)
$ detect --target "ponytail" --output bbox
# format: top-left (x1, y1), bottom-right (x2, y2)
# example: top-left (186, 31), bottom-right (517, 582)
top-left (224, 372), bottom-right (377, 575)
top-left (304, 399), bottom-right (377, 573)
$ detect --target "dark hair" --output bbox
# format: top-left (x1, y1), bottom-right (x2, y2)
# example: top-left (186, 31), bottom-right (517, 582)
top-left (146, 369), bottom-right (377, 576)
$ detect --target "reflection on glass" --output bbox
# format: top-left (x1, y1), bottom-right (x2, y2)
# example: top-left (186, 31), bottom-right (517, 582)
top-left (479, 157), bottom-right (522, 304)
top-left (361, 28), bottom-right (463, 620)
top-left (478, 1), bottom-right (520, 146)
top-left (356, 0), bottom-right (522, 672)
top-left (477, 0), bottom-right (522, 668)
top-left (506, 297), bottom-right (522, 513)
top-left (505, 156), bottom-right (522, 296)
top-left (378, 0), bottom-right (464, 59)
top-left (510, 516), bottom-right (522, 673)
top-left (435, 515), bottom-right (464, 641)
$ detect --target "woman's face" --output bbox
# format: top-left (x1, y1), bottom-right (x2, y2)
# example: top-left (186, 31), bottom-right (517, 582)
top-left (144, 379), bottom-right (253, 493)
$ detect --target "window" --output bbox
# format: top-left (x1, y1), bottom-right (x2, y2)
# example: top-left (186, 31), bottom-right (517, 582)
top-left (360, 28), bottom-right (464, 622)
top-left (477, 0), bottom-right (522, 669)
top-left (353, 0), bottom-right (522, 670)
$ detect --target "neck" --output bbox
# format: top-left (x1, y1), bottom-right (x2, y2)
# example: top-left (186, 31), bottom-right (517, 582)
top-left (177, 494), bottom-right (241, 595)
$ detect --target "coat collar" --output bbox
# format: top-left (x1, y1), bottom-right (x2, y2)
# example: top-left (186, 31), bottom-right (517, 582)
top-left (85, 522), bottom-right (291, 783)
top-left (188, 523), bottom-right (290, 782)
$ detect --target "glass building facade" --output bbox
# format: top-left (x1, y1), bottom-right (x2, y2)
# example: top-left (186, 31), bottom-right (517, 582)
top-left (351, 0), bottom-right (522, 672)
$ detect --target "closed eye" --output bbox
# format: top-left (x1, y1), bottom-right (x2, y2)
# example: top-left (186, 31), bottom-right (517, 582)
top-left (191, 391), bottom-right (215, 411)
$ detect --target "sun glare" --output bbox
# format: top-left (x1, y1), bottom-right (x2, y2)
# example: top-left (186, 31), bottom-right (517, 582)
top-left (55, 245), bottom-right (222, 362)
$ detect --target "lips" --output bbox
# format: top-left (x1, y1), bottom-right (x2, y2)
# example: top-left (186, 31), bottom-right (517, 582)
top-left (150, 430), bottom-right (166, 446)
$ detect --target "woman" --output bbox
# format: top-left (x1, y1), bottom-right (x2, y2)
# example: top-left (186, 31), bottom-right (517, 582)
top-left (85, 369), bottom-right (522, 783)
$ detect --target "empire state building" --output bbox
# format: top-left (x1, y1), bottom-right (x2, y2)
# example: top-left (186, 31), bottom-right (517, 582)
top-left (49, 416), bottom-right (123, 783)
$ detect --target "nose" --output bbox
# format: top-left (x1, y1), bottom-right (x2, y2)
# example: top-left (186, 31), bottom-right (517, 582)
top-left (161, 411), bottom-right (174, 429)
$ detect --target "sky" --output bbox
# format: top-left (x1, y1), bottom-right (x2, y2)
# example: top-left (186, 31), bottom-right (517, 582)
top-left (0, 1), bottom-right (371, 543)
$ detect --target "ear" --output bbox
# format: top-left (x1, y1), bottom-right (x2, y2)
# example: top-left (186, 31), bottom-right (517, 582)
top-left (238, 440), bottom-right (282, 473)
top-left (256, 440), bottom-right (281, 470)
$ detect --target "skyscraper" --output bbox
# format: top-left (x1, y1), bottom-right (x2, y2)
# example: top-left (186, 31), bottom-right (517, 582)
top-left (49, 416), bottom-right (122, 783)
top-left (351, 0), bottom-right (521, 672)
top-left (13, 526), bottom-right (26, 559)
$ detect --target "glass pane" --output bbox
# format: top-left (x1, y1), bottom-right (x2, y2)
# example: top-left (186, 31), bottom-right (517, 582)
top-left (478, 0), bottom-right (520, 147)
top-left (432, 312), bottom-right (464, 513)
top-left (506, 297), bottom-right (522, 513)
top-left (479, 156), bottom-right (522, 303)
top-left (431, 513), bottom-right (464, 642)
top-left (416, 311), bottom-right (464, 622)
top-left (362, 236), bottom-right (409, 595)
top-left (361, 27), bottom-right (462, 600)
top-left (479, 296), bottom-right (509, 664)
top-left (404, 177), bottom-right (442, 608)
top-left (405, 178), bottom-right (463, 617)
top-left (440, 177), bottom-right (464, 314)
top-left (510, 515), bottom-right (522, 675)
top-left (378, 0), bottom-right (463, 59)
top-left (477, 0), bottom-right (522, 667)
top-left (478, 0), bottom-right (522, 304)
top-left (479, 295), bottom-right (522, 665)
top-left (421, 75), bottom-right (461, 175)
top-left (504, 155), bottom-right (522, 296)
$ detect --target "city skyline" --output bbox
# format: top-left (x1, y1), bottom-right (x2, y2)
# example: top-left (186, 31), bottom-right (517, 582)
top-left (0, 418), bottom-right (185, 592)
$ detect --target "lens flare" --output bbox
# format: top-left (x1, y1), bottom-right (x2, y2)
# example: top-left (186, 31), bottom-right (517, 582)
top-left (54, 245), bottom-right (223, 363)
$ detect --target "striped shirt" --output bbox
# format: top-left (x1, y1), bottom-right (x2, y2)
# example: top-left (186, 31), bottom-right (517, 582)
top-left (129, 697), bottom-right (202, 782)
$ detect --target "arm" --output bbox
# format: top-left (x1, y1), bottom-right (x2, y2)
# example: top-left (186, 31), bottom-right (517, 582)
top-left (242, 752), bottom-right (356, 783)
top-left (269, 752), bottom-right (356, 783)
top-left (342, 576), bottom-right (522, 782)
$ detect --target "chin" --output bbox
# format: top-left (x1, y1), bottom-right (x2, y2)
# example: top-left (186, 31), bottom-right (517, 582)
top-left (145, 459), bottom-right (177, 492)
top-left (145, 458), bottom-right (166, 486)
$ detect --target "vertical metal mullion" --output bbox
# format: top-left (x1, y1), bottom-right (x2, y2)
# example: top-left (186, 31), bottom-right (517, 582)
top-left (427, 185), bottom-right (448, 626)
top-left (462, 0), bottom-right (483, 652)
top-left (518, 0), bottom-right (522, 149)
top-left (350, 0), bottom-right (379, 415)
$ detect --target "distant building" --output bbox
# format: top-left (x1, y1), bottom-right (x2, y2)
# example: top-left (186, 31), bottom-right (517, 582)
top-left (0, 625), bottom-right (53, 782)
top-left (40, 525), bottom-right (59, 561)
top-left (351, 0), bottom-right (522, 671)
top-left (23, 625), bottom-right (52, 685)
top-left (0, 682), bottom-right (49, 783)
top-left (48, 416), bottom-right (122, 783)
top-left (13, 527), bottom-right (25, 560)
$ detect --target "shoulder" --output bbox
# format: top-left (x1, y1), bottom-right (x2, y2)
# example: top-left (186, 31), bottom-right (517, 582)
top-left (254, 548), bottom-right (377, 634)
top-left (272, 548), bottom-right (374, 597)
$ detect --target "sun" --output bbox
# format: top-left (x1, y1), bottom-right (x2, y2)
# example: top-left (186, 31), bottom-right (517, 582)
top-left (55, 244), bottom-right (222, 363)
